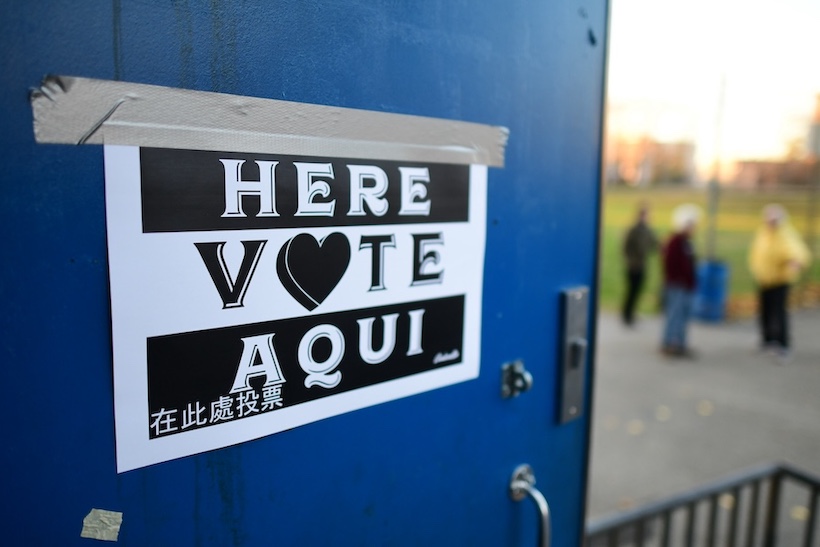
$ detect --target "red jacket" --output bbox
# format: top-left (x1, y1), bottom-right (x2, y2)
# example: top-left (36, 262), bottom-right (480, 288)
top-left (663, 233), bottom-right (696, 290)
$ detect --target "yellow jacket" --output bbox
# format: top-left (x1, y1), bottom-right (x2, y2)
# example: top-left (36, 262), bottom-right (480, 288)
top-left (748, 224), bottom-right (811, 287)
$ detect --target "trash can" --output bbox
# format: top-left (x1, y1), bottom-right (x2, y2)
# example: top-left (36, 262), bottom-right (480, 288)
top-left (694, 260), bottom-right (730, 322)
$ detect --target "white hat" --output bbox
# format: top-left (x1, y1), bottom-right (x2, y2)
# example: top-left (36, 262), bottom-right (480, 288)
top-left (763, 203), bottom-right (787, 224)
top-left (672, 203), bottom-right (701, 231)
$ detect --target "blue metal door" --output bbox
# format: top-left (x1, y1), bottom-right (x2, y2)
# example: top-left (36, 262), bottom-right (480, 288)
top-left (0, 1), bottom-right (607, 545)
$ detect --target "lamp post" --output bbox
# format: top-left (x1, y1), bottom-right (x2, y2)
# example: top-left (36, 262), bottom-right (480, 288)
top-left (695, 74), bottom-right (729, 322)
top-left (804, 96), bottom-right (820, 305)
top-left (705, 75), bottom-right (726, 261)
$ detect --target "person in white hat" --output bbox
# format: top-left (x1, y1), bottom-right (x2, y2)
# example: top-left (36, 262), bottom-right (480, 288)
top-left (748, 204), bottom-right (811, 362)
top-left (660, 204), bottom-right (701, 357)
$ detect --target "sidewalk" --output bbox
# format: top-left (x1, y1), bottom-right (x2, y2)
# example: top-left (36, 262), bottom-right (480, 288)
top-left (587, 308), bottom-right (820, 518)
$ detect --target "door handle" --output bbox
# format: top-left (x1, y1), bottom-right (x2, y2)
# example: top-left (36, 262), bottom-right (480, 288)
top-left (509, 464), bottom-right (551, 547)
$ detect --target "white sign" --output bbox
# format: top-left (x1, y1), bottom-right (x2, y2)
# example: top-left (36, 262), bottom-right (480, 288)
top-left (105, 145), bottom-right (487, 472)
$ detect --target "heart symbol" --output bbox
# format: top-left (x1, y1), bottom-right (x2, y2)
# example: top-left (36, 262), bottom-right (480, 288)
top-left (277, 232), bottom-right (351, 311)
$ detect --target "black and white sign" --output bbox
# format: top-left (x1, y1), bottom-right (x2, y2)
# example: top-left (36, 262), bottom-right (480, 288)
top-left (105, 146), bottom-right (486, 472)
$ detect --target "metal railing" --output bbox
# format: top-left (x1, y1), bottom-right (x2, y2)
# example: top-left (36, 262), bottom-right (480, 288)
top-left (586, 462), bottom-right (820, 546)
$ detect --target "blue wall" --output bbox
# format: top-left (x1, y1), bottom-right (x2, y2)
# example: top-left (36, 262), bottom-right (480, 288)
top-left (0, 1), bottom-right (607, 544)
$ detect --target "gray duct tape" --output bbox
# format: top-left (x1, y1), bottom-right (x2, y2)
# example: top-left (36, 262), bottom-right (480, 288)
top-left (80, 509), bottom-right (123, 542)
top-left (31, 76), bottom-right (508, 166)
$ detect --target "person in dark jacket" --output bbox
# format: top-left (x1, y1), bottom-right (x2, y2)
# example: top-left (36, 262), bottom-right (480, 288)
top-left (661, 204), bottom-right (701, 357)
top-left (621, 203), bottom-right (658, 325)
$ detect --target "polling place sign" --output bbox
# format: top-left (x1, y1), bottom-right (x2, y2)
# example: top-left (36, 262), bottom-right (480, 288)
top-left (31, 76), bottom-right (505, 472)
top-left (106, 146), bottom-right (488, 471)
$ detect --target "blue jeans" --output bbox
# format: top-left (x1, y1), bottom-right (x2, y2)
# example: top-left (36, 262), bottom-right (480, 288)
top-left (663, 285), bottom-right (694, 349)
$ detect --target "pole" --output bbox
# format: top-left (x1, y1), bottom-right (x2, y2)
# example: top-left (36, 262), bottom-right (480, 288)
top-left (803, 163), bottom-right (820, 306)
top-left (706, 74), bottom-right (726, 261)
top-left (804, 99), bottom-right (820, 306)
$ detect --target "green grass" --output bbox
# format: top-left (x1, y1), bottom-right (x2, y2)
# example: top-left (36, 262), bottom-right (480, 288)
top-left (599, 185), bottom-right (820, 317)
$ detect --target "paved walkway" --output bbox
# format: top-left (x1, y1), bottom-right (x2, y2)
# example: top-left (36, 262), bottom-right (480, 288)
top-left (587, 308), bottom-right (820, 519)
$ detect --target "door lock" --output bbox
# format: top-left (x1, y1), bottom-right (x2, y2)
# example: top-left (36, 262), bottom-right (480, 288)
top-left (501, 360), bottom-right (533, 398)
top-left (559, 287), bottom-right (589, 423)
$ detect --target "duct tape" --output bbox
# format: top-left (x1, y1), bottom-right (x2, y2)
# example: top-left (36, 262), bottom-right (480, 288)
top-left (80, 508), bottom-right (123, 542)
top-left (30, 76), bottom-right (508, 166)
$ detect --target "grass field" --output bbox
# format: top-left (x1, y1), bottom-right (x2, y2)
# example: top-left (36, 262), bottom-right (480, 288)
top-left (599, 185), bottom-right (820, 319)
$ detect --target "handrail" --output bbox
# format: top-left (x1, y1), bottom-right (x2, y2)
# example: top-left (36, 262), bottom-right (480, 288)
top-left (586, 461), bottom-right (820, 546)
top-left (587, 462), bottom-right (781, 534)
top-left (780, 462), bottom-right (820, 486)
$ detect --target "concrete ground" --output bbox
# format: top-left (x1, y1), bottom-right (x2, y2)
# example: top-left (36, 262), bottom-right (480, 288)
top-left (587, 308), bottom-right (820, 520)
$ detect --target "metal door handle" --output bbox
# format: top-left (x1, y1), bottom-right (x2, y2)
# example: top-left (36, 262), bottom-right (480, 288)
top-left (509, 464), bottom-right (550, 547)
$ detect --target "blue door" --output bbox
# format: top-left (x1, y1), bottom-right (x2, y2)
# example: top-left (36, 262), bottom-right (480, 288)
top-left (0, 2), bottom-right (607, 545)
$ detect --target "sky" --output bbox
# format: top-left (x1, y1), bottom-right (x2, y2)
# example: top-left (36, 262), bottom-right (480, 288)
top-left (607, 0), bottom-right (820, 177)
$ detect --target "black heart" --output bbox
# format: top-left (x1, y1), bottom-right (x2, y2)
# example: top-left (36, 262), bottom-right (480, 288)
top-left (277, 233), bottom-right (351, 311)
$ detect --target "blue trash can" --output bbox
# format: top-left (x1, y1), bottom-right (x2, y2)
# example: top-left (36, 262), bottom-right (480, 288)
top-left (694, 260), bottom-right (730, 322)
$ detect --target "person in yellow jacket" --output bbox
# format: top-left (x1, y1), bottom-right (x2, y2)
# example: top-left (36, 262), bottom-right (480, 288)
top-left (748, 204), bottom-right (811, 359)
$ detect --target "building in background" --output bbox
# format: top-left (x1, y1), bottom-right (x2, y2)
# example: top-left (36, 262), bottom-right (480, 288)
top-left (605, 95), bottom-right (820, 189)
top-left (604, 135), bottom-right (696, 186)
top-left (732, 159), bottom-right (815, 189)
top-left (809, 94), bottom-right (820, 160)
top-left (732, 95), bottom-right (820, 189)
